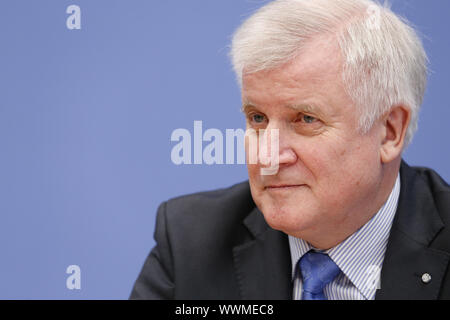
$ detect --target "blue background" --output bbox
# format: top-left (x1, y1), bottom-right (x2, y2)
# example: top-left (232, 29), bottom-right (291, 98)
top-left (0, 0), bottom-right (448, 299)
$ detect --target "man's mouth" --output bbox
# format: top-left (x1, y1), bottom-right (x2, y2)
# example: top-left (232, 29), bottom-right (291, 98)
top-left (265, 184), bottom-right (305, 190)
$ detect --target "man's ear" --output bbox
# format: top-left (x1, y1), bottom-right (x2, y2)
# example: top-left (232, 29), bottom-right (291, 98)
top-left (380, 105), bottom-right (411, 164)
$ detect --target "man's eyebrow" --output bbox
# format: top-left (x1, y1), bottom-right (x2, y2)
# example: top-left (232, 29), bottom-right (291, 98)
top-left (241, 102), bottom-right (256, 113)
top-left (286, 103), bottom-right (322, 114)
top-left (241, 102), bottom-right (323, 115)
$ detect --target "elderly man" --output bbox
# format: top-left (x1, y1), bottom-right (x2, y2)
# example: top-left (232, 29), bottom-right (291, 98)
top-left (130, 0), bottom-right (450, 300)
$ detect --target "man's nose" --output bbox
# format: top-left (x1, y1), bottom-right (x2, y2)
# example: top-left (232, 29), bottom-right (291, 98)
top-left (261, 123), bottom-right (298, 167)
top-left (278, 147), bottom-right (297, 166)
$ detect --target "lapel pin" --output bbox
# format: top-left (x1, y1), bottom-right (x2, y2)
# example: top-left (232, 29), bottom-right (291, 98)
top-left (421, 273), bottom-right (432, 284)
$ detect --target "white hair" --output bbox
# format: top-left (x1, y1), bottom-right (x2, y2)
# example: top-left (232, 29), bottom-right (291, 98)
top-left (230, 0), bottom-right (428, 146)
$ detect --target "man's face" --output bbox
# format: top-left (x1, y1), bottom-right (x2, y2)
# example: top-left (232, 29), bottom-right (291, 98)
top-left (243, 37), bottom-right (385, 245)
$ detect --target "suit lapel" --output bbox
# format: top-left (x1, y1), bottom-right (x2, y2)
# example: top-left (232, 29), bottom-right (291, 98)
top-left (376, 161), bottom-right (450, 300)
top-left (232, 207), bottom-right (292, 299)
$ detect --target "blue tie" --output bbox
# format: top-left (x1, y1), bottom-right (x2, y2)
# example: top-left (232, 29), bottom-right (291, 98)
top-left (298, 251), bottom-right (341, 300)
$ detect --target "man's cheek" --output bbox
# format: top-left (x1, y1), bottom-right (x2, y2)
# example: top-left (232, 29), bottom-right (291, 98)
top-left (248, 164), bottom-right (261, 180)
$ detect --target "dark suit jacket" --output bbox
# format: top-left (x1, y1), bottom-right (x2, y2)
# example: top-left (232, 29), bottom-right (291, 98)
top-left (130, 161), bottom-right (450, 300)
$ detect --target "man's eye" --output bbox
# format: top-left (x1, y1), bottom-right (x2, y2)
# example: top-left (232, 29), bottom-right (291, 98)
top-left (303, 115), bottom-right (317, 123)
top-left (297, 114), bottom-right (318, 124)
top-left (251, 114), bottom-right (266, 123)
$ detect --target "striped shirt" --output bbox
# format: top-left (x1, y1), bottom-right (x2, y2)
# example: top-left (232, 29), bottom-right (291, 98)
top-left (288, 174), bottom-right (400, 300)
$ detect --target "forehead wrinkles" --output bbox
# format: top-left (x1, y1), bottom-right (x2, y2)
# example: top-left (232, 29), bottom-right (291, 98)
top-left (244, 36), bottom-right (344, 91)
top-left (290, 36), bottom-right (344, 83)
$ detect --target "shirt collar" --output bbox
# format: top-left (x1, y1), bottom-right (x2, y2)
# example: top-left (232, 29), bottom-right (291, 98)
top-left (288, 173), bottom-right (401, 300)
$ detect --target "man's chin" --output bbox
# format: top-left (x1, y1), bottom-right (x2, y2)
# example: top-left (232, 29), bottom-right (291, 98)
top-left (260, 209), bottom-right (314, 235)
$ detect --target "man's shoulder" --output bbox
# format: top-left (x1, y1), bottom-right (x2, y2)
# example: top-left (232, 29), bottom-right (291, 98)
top-left (400, 162), bottom-right (450, 248)
top-left (404, 163), bottom-right (450, 213)
top-left (409, 164), bottom-right (450, 194)
top-left (417, 165), bottom-right (450, 220)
